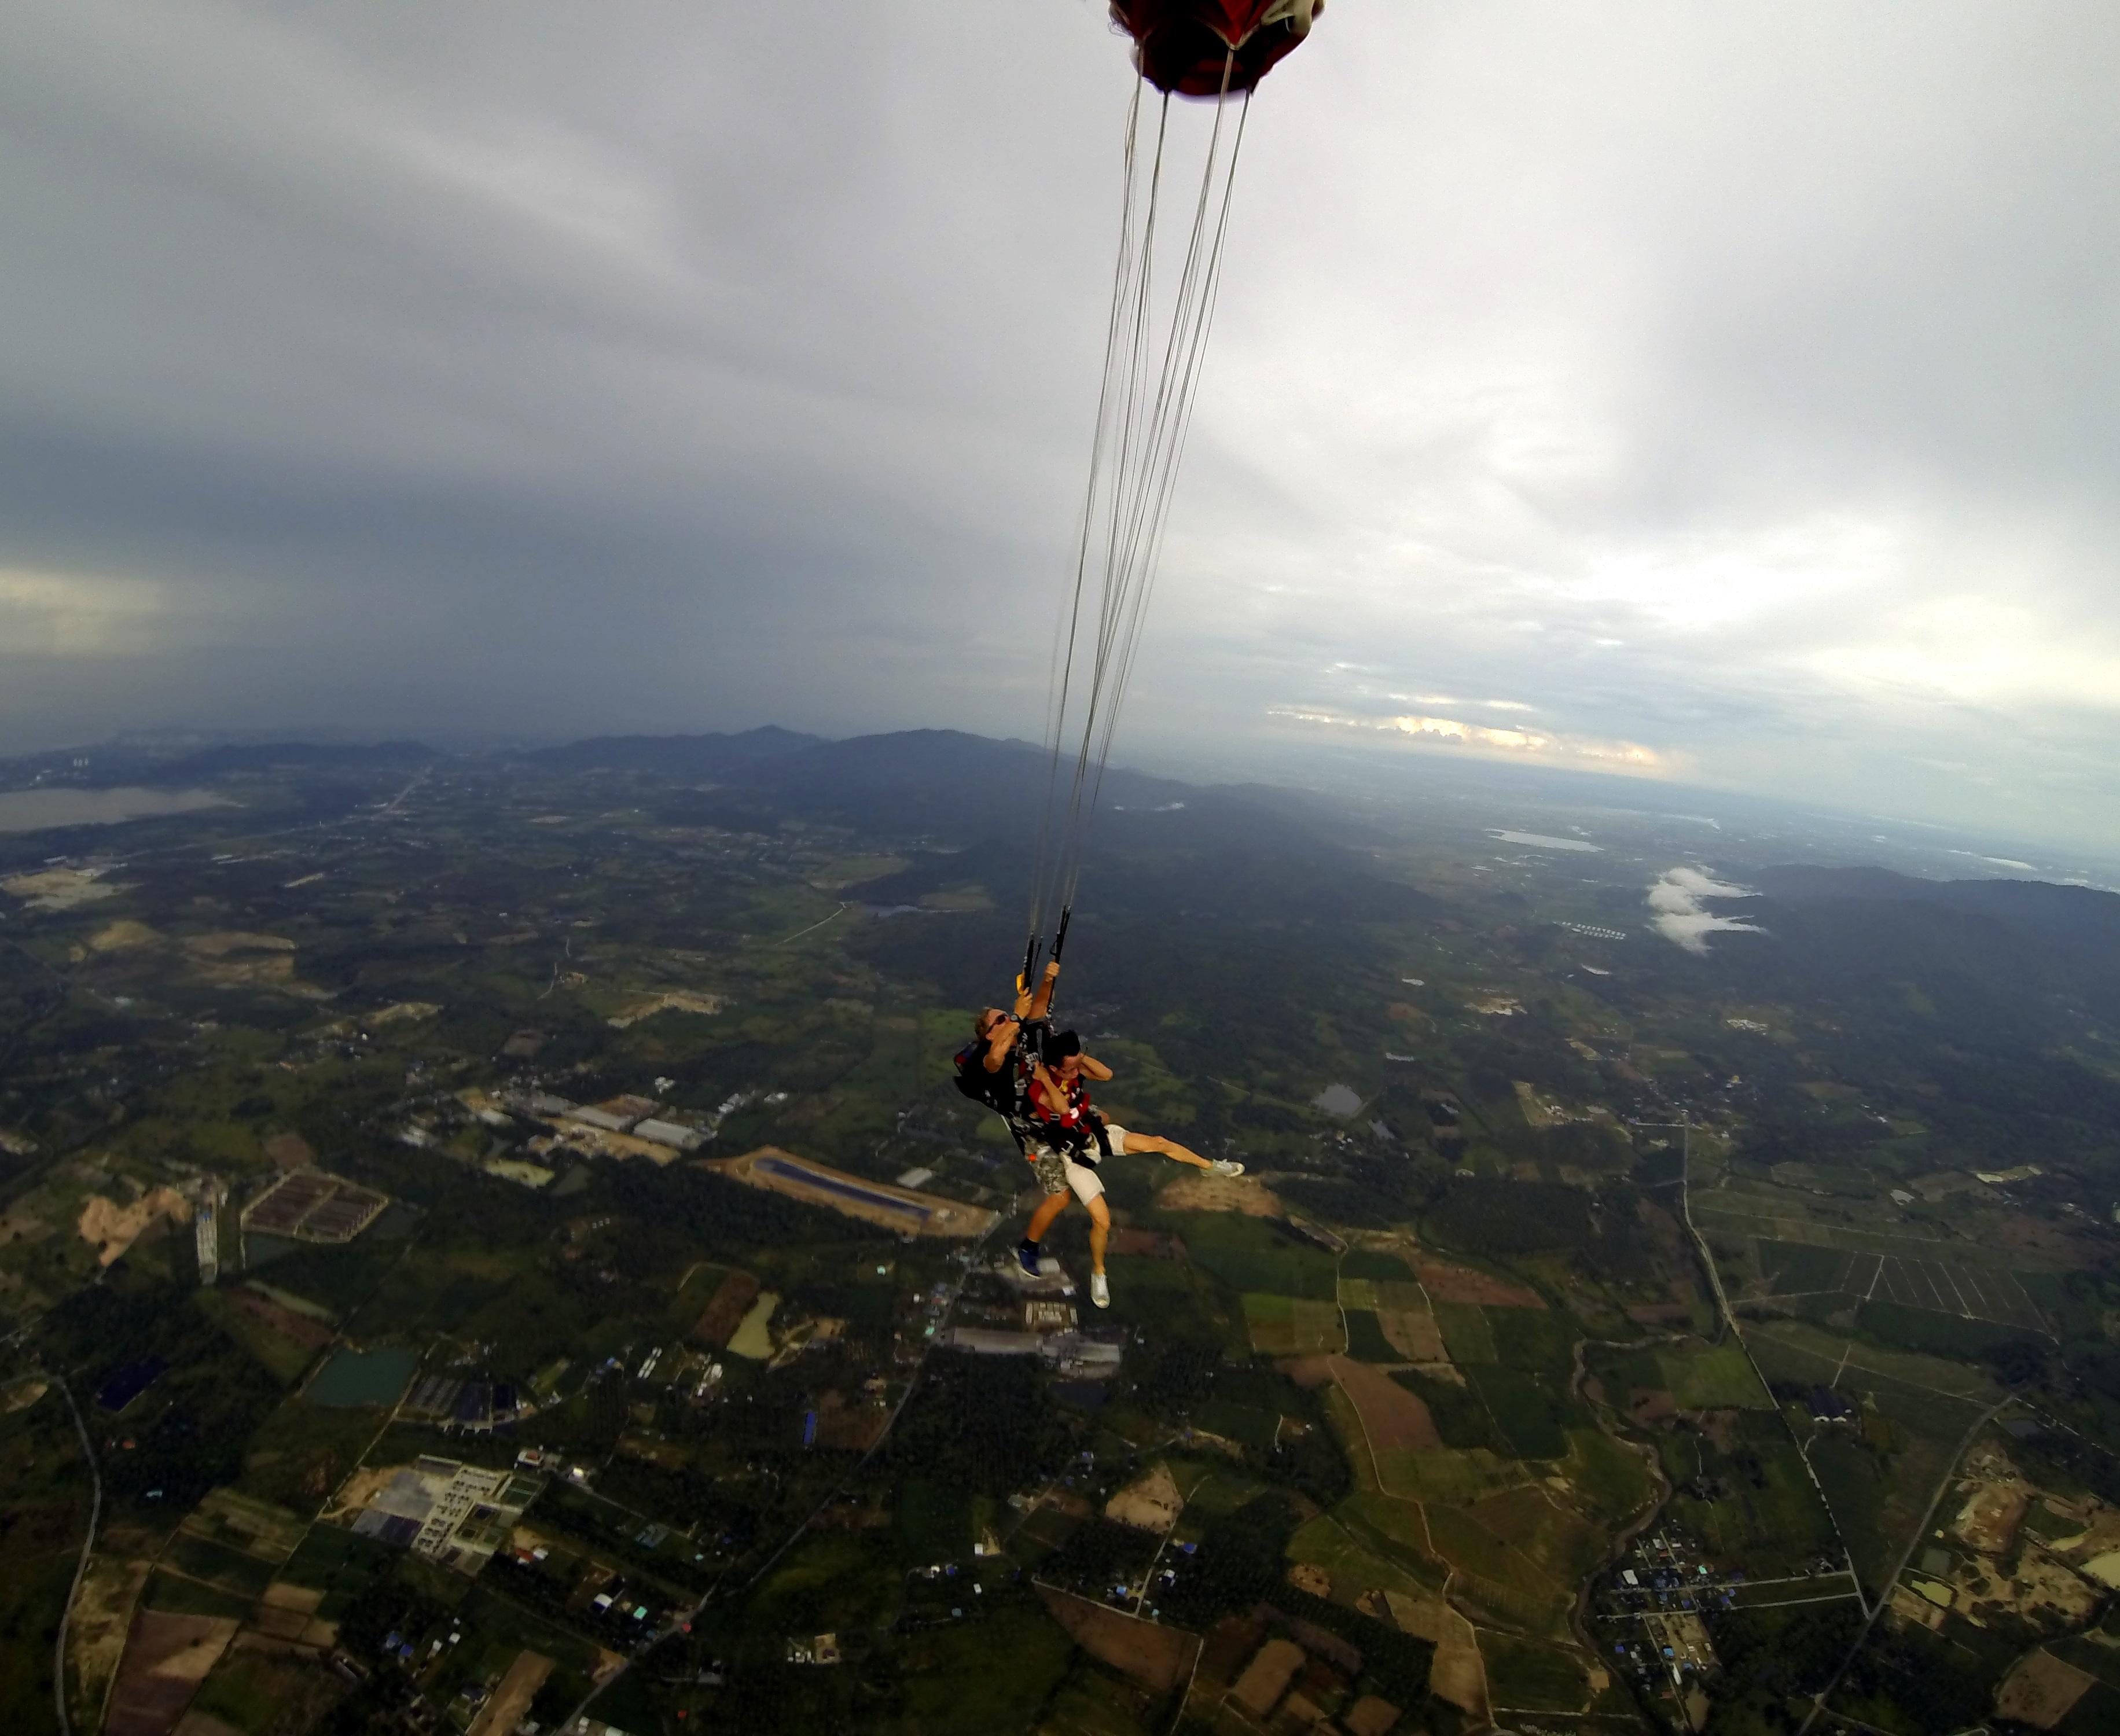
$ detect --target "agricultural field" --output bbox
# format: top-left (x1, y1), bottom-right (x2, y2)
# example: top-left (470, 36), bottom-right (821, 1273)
top-left (3, 734), bottom-right (2118, 1735)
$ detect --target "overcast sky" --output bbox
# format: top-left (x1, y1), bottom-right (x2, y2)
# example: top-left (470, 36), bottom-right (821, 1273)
top-left (3, 2), bottom-right (2117, 848)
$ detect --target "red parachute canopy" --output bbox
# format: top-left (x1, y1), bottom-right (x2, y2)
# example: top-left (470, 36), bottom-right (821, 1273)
top-left (1110, 0), bottom-right (1322, 98)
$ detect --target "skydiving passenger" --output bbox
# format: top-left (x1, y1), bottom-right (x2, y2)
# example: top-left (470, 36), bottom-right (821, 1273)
top-left (1016, 1029), bottom-right (1243, 1310)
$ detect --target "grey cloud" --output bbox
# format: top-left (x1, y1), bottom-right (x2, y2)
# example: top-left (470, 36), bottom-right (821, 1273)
top-left (1, 1), bottom-right (2117, 848)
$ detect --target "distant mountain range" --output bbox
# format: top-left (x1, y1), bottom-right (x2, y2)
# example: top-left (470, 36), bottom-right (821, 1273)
top-left (520, 724), bottom-right (824, 776)
top-left (1729, 863), bottom-right (2120, 1028)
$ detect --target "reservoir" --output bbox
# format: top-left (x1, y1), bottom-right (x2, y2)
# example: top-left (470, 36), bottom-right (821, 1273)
top-left (1311, 1083), bottom-right (1362, 1117)
top-left (1490, 830), bottom-right (1601, 852)
top-left (0, 786), bottom-right (231, 834)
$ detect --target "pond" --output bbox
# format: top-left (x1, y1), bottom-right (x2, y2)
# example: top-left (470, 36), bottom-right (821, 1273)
top-left (306, 1345), bottom-right (420, 1408)
top-left (0, 786), bottom-right (231, 834)
top-left (1311, 1083), bottom-right (1362, 1117)
top-left (727, 1292), bottom-right (780, 1361)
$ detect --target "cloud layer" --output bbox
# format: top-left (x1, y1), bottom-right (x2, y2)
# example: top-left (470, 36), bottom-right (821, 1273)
top-left (2, 2), bottom-right (2117, 847)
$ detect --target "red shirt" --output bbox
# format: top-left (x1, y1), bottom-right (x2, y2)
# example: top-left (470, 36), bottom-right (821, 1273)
top-left (1028, 1069), bottom-right (1092, 1132)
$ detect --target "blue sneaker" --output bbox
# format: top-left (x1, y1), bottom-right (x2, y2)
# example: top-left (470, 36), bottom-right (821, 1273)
top-left (1016, 1240), bottom-right (1041, 1277)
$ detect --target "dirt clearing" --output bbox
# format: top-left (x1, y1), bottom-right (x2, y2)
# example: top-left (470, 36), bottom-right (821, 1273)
top-left (1156, 1172), bottom-right (1284, 1216)
top-left (1105, 1462), bottom-right (1184, 1534)
top-left (468, 1650), bottom-right (554, 1736)
top-left (79, 1189), bottom-right (192, 1266)
top-left (263, 1132), bottom-right (316, 1171)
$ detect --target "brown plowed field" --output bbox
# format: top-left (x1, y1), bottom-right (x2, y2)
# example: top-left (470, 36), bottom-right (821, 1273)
top-left (105, 1612), bottom-right (238, 1736)
top-left (692, 1271), bottom-right (761, 1346)
top-left (1036, 1586), bottom-right (1198, 1693)
top-left (1997, 1649), bottom-right (2096, 1730)
top-left (1330, 1356), bottom-right (1441, 1450)
top-left (1277, 1356), bottom-right (1333, 1390)
top-left (230, 1289), bottom-right (334, 1351)
top-left (468, 1650), bottom-right (554, 1736)
top-left (1377, 1309), bottom-right (1445, 1360)
top-left (1414, 1259), bottom-right (1544, 1308)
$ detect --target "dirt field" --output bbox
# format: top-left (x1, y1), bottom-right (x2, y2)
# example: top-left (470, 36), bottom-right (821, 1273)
top-left (3, 867), bottom-right (126, 910)
top-left (250, 1582), bottom-right (329, 1645)
top-left (79, 1189), bottom-right (192, 1267)
top-left (1952, 1481), bottom-right (2030, 1555)
top-left (467, 1650), bottom-right (554, 1736)
top-left (69, 1547), bottom-right (155, 1723)
top-left (1377, 1309), bottom-right (1446, 1360)
top-left (229, 1288), bottom-right (335, 1351)
top-left (90, 920), bottom-right (159, 952)
top-left (1155, 1172), bottom-right (1284, 1217)
top-left (1414, 1258), bottom-right (1544, 1308)
top-left (1955, 1547), bottom-right (2101, 1628)
top-left (1381, 1592), bottom-right (1487, 1718)
top-left (1277, 1356), bottom-right (1333, 1389)
top-left (692, 1270), bottom-right (762, 1346)
top-left (1105, 1463), bottom-right (1184, 1534)
top-left (1037, 1586), bottom-right (1199, 1693)
top-left (1288, 1564), bottom-right (1331, 1595)
top-left (1329, 1356), bottom-right (1442, 1451)
top-left (1997, 1649), bottom-right (2097, 1729)
top-left (321, 1465), bottom-right (398, 1524)
top-left (183, 930), bottom-right (295, 958)
top-left (263, 1132), bottom-right (316, 1171)
top-left (104, 1612), bottom-right (239, 1736)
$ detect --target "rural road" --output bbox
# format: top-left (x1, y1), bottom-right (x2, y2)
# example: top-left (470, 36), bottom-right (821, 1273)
top-left (53, 1374), bottom-right (102, 1736)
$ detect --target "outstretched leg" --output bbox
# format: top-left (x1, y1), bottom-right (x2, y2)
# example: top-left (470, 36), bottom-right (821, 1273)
top-left (1115, 1128), bottom-right (1244, 1178)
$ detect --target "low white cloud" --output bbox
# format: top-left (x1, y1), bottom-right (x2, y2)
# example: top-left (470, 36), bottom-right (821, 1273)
top-left (1648, 867), bottom-right (1762, 954)
top-left (1269, 703), bottom-right (1667, 775)
top-left (0, 568), bottom-right (181, 657)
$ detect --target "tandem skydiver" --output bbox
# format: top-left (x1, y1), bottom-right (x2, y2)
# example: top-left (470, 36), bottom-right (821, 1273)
top-left (1016, 1029), bottom-right (1241, 1310)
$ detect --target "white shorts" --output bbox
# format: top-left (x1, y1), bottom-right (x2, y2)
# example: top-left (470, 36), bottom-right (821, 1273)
top-left (1026, 1128), bottom-right (1128, 1204)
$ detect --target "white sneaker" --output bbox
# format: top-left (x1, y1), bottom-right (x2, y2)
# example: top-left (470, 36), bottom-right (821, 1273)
top-left (1210, 1158), bottom-right (1245, 1178)
top-left (1089, 1271), bottom-right (1110, 1309)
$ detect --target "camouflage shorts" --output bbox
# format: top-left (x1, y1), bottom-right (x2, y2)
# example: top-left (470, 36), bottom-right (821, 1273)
top-left (1024, 1145), bottom-right (1103, 1202)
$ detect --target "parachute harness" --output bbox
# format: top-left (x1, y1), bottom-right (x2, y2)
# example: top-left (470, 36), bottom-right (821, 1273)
top-left (1024, 48), bottom-right (1251, 989)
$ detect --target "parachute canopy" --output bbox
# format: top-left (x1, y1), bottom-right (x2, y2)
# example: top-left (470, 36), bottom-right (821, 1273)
top-left (1111, 0), bottom-right (1322, 97)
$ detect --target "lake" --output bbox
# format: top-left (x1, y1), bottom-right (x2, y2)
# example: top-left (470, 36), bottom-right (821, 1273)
top-left (0, 786), bottom-right (231, 834)
top-left (307, 1345), bottom-right (420, 1408)
top-left (1311, 1083), bottom-right (1362, 1117)
top-left (1490, 830), bottom-right (1601, 852)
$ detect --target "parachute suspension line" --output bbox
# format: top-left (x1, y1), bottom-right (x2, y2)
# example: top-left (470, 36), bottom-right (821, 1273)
top-left (1037, 47), bottom-right (1248, 925)
top-left (1028, 79), bottom-right (1158, 950)
top-left (1079, 86), bottom-right (1250, 841)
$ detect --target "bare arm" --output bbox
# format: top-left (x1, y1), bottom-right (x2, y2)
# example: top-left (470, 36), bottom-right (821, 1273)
top-left (1026, 958), bottom-right (1060, 1021)
top-left (982, 1020), bottom-right (1020, 1073)
top-left (1076, 1052), bottom-right (1113, 1083)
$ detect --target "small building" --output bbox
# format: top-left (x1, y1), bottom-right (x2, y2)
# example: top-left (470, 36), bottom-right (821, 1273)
top-left (940, 1327), bottom-right (1044, 1356)
top-left (634, 1118), bottom-right (706, 1152)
